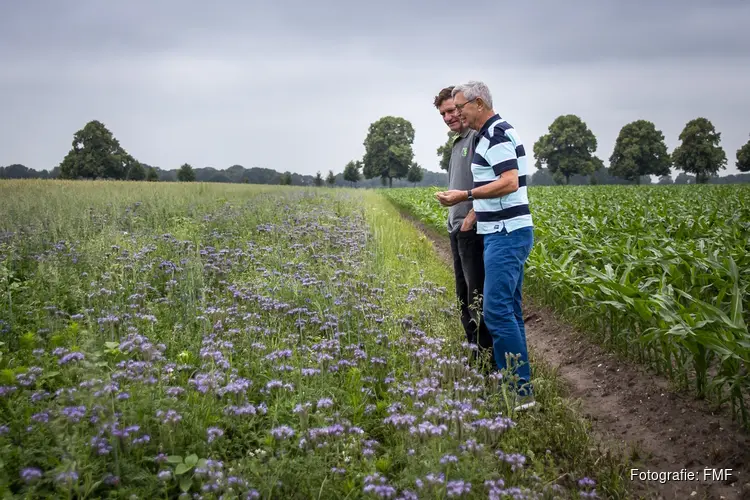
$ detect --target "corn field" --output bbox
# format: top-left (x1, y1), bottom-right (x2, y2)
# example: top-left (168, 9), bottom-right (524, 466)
top-left (383, 184), bottom-right (750, 427)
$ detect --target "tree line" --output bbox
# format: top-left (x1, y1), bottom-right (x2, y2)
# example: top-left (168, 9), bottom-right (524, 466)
top-left (3, 115), bottom-right (749, 186)
top-left (437, 114), bottom-right (750, 185)
top-left (0, 119), bottom-right (440, 187)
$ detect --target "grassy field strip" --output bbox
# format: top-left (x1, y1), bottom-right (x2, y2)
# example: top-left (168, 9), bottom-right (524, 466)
top-left (382, 185), bottom-right (750, 429)
top-left (0, 180), bottom-right (635, 498)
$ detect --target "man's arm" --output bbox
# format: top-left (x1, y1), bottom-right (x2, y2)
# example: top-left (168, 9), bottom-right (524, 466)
top-left (471, 138), bottom-right (519, 199)
top-left (471, 170), bottom-right (519, 199)
top-left (435, 135), bottom-right (522, 207)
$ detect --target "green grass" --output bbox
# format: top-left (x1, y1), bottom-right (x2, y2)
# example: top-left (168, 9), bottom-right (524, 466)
top-left (383, 184), bottom-right (750, 428)
top-left (0, 179), bottom-right (638, 498)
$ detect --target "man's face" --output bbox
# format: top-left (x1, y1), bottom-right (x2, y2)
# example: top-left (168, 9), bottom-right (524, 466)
top-left (452, 91), bottom-right (479, 130)
top-left (438, 98), bottom-right (465, 133)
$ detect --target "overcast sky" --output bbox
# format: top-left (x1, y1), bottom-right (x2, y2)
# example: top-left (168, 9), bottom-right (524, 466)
top-left (2, 0), bottom-right (749, 178)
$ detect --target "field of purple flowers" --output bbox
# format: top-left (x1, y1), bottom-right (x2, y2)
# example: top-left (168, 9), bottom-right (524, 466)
top-left (0, 181), bottom-right (632, 499)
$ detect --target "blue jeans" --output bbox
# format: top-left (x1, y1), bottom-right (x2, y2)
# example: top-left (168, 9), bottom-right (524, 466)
top-left (482, 226), bottom-right (534, 392)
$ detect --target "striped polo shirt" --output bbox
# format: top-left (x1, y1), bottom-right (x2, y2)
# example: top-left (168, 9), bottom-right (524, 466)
top-left (471, 114), bottom-right (533, 234)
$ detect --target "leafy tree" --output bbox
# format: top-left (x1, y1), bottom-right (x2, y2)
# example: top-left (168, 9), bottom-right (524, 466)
top-left (1, 164), bottom-right (33, 179)
top-left (146, 167), bottom-right (159, 182)
top-left (58, 120), bottom-right (136, 179)
top-left (326, 170), bottom-right (336, 186)
top-left (406, 162), bottom-right (424, 186)
top-left (436, 131), bottom-right (455, 171)
top-left (280, 171), bottom-right (293, 185)
top-left (533, 114), bottom-right (603, 184)
top-left (736, 134), bottom-right (750, 173)
top-left (225, 164), bottom-right (245, 181)
top-left (362, 116), bottom-right (415, 187)
top-left (671, 118), bottom-right (727, 183)
top-left (609, 120), bottom-right (671, 184)
top-left (313, 171), bottom-right (323, 186)
top-left (126, 162), bottom-right (146, 181)
top-left (343, 160), bottom-right (361, 186)
top-left (177, 163), bottom-right (196, 182)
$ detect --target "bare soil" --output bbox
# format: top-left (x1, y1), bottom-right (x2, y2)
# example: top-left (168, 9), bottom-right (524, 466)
top-left (401, 211), bottom-right (750, 500)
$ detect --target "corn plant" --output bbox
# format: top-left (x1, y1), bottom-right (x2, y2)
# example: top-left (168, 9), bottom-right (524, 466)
top-left (383, 184), bottom-right (750, 428)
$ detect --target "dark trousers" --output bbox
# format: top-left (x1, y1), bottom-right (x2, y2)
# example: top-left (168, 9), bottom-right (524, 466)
top-left (449, 227), bottom-right (494, 360)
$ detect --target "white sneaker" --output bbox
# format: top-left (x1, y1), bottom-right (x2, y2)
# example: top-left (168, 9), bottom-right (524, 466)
top-left (513, 394), bottom-right (537, 412)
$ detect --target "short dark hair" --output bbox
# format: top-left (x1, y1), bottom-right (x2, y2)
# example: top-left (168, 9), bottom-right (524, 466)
top-left (433, 86), bottom-right (455, 109)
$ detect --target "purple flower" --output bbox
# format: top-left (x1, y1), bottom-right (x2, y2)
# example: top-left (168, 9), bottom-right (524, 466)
top-left (165, 386), bottom-right (185, 398)
top-left (578, 477), bottom-right (596, 488)
top-left (496, 451), bottom-right (526, 471)
top-left (446, 480), bottom-right (472, 497)
top-left (225, 476), bottom-right (248, 489)
top-left (579, 491), bottom-right (599, 499)
top-left (294, 403), bottom-right (312, 414)
top-left (383, 413), bottom-right (417, 428)
top-left (59, 352), bottom-right (85, 365)
top-left (156, 409), bottom-right (182, 424)
top-left (224, 403), bottom-right (258, 416)
top-left (157, 470), bottom-right (172, 481)
top-left (132, 434), bottom-right (150, 445)
top-left (316, 397), bottom-right (334, 409)
top-left (0, 386), bottom-right (18, 397)
top-left (52, 347), bottom-right (68, 357)
top-left (20, 467), bottom-right (43, 484)
top-left (31, 390), bottom-right (50, 403)
top-left (31, 411), bottom-right (50, 424)
top-left (218, 377), bottom-right (252, 396)
top-left (270, 425), bottom-right (295, 440)
top-left (61, 405), bottom-right (87, 423)
top-left (363, 473), bottom-right (397, 498)
top-left (396, 491), bottom-right (418, 500)
top-left (207, 427), bottom-right (224, 443)
top-left (90, 436), bottom-right (113, 455)
top-left (55, 470), bottom-right (78, 485)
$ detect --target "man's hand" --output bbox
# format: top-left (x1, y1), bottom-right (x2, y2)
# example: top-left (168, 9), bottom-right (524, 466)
top-left (435, 190), bottom-right (468, 207)
top-left (460, 210), bottom-right (476, 232)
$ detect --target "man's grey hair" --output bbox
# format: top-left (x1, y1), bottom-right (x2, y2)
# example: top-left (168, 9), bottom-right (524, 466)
top-left (451, 81), bottom-right (493, 109)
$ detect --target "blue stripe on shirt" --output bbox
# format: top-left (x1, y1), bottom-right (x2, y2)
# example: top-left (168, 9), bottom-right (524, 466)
top-left (470, 114), bottom-right (533, 234)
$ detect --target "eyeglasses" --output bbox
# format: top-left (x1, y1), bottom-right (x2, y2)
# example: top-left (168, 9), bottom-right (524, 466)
top-left (454, 98), bottom-right (476, 111)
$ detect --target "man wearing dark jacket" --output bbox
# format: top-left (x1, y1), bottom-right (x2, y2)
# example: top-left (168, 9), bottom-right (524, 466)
top-left (434, 86), bottom-right (493, 367)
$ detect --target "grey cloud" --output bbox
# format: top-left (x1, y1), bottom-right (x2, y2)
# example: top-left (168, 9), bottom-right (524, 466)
top-left (3, 1), bottom-right (748, 64)
top-left (1, 0), bottom-right (748, 177)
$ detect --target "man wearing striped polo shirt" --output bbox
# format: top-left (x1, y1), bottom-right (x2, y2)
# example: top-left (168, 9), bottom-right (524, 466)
top-left (436, 80), bottom-right (536, 411)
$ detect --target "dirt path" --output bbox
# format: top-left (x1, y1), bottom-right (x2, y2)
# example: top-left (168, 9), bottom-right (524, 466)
top-left (400, 211), bottom-right (750, 500)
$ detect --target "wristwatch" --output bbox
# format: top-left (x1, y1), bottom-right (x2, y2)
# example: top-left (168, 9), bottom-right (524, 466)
top-left (466, 190), bottom-right (473, 201)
